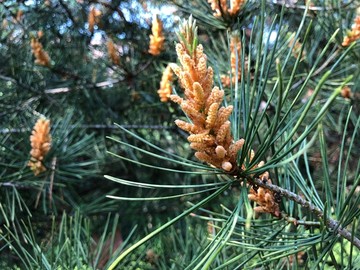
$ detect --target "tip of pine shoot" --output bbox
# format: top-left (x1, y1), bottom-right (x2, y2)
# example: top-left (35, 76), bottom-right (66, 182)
top-left (176, 15), bottom-right (198, 57)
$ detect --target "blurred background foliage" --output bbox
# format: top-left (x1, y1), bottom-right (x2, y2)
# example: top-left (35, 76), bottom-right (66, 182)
top-left (0, 0), bottom-right (359, 269)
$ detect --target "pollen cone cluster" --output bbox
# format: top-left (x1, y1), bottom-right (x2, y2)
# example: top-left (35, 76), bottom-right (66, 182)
top-left (208, 0), bottom-right (246, 18)
top-left (30, 38), bottom-right (51, 67)
top-left (28, 118), bottom-right (52, 176)
top-left (157, 65), bottom-right (173, 102)
top-left (170, 18), bottom-right (245, 172)
top-left (148, 15), bottom-right (165, 56)
top-left (107, 38), bottom-right (120, 65)
top-left (88, 7), bottom-right (102, 33)
top-left (239, 155), bottom-right (280, 216)
top-left (221, 35), bottom-right (246, 87)
top-left (342, 16), bottom-right (360, 47)
top-left (248, 168), bottom-right (280, 217)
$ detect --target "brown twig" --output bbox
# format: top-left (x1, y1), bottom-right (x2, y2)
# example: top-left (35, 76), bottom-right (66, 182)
top-left (290, 49), bottom-right (340, 91)
top-left (48, 156), bottom-right (57, 209)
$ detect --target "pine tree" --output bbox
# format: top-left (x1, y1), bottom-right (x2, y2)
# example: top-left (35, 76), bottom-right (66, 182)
top-left (1, 0), bottom-right (179, 268)
top-left (1, 0), bottom-right (360, 269)
top-left (106, 0), bottom-right (360, 269)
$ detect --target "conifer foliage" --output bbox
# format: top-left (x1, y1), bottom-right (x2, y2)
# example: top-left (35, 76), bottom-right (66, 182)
top-left (0, 0), bottom-right (175, 268)
top-left (1, 0), bottom-right (360, 269)
top-left (107, 0), bottom-right (360, 269)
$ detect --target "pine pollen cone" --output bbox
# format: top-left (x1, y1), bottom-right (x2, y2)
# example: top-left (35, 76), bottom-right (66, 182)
top-left (157, 65), bottom-right (173, 102)
top-left (221, 34), bottom-right (246, 87)
top-left (28, 118), bottom-right (52, 176)
top-left (342, 16), bottom-right (360, 47)
top-left (170, 21), bottom-right (245, 172)
top-left (248, 169), bottom-right (280, 217)
top-left (171, 18), bottom-right (280, 217)
top-left (340, 86), bottom-right (352, 99)
top-left (208, 0), bottom-right (246, 18)
top-left (107, 39), bottom-right (120, 65)
top-left (16, 10), bottom-right (23, 22)
top-left (88, 7), bottom-right (102, 33)
top-left (30, 38), bottom-right (51, 67)
top-left (148, 15), bottom-right (165, 56)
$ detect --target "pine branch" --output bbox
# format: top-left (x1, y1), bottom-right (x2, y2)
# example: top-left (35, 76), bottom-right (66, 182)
top-left (44, 61), bottom-right (152, 94)
top-left (0, 182), bottom-right (19, 187)
top-left (270, 0), bottom-right (359, 10)
top-left (58, 0), bottom-right (78, 27)
top-left (281, 213), bottom-right (321, 227)
top-left (48, 156), bottom-right (57, 208)
top-left (247, 176), bottom-right (360, 249)
top-left (0, 73), bottom-right (38, 93)
top-left (0, 124), bottom-right (175, 134)
top-left (44, 79), bottom-right (123, 94)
